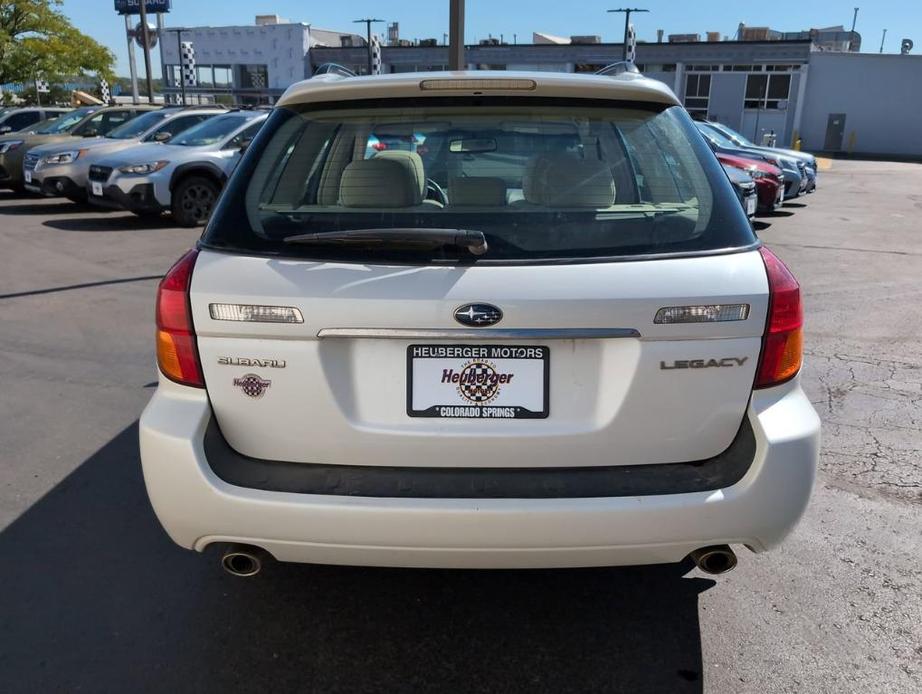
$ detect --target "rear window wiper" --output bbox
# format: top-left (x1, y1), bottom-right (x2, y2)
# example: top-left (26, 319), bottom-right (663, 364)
top-left (282, 228), bottom-right (488, 256)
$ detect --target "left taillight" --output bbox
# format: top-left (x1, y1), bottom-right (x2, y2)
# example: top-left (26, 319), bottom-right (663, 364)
top-left (156, 249), bottom-right (204, 387)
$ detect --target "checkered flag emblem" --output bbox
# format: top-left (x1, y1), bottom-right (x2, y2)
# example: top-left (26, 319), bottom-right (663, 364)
top-left (457, 362), bottom-right (501, 404)
top-left (625, 23), bottom-right (637, 63)
top-left (370, 33), bottom-right (383, 75)
top-left (233, 374), bottom-right (271, 399)
top-left (35, 78), bottom-right (50, 93)
top-left (249, 69), bottom-right (266, 89)
top-left (99, 79), bottom-right (110, 103)
top-left (180, 41), bottom-right (196, 87)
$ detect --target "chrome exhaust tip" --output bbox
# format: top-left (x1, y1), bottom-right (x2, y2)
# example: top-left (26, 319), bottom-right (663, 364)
top-left (689, 545), bottom-right (738, 575)
top-left (221, 544), bottom-right (264, 577)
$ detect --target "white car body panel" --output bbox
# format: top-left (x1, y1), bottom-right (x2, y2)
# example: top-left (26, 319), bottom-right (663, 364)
top-left (139, 375), bottom-right (820, 569)
top-left (191, 248), bottom-right (769, 467)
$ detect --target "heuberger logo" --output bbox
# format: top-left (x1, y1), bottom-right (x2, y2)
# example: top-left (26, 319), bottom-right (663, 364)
top-left (442, 360), bottom-right (514, 405)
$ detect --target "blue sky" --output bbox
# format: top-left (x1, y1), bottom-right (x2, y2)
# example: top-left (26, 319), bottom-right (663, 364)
top-left (62, 0), bottom-right (921, 77)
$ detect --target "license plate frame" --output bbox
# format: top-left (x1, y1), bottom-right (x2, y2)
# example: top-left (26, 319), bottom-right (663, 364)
top-left (407, 344), bottom-right (550, 419)
top-left (91, 181), bottom-right (103, 197)
top-left (746, 195), bottom-right (756, 216)
top-left (24, 171), bottom-right (32, 183)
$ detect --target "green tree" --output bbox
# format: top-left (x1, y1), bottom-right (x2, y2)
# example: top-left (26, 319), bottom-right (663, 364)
top-left (0, 0), bottom-right (115, 86)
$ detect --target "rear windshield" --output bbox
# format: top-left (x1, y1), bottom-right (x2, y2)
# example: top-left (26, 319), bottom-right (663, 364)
top-left (204, 97), bottom-right (756, 264)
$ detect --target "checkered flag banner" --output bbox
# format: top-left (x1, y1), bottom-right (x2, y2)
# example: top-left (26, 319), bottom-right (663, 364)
top-left (625, 23), bottom-right (637, 63)
top-left (370, 33), bottom-right (383, 75)
top-left (99, 79), bottom-right (110, 103)
top-left (180, 41), bottom-right (196, 87)
top-left (248, 68), bottom-right (266, 89)
top-left (35, 78), bottom-right (50, 93)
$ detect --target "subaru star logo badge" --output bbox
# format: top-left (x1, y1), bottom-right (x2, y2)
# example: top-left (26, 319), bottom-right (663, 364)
top-left (454, 303), bottom-right (503, 327)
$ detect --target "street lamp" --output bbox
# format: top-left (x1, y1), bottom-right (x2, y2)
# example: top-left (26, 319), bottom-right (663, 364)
top-left (353, 18), bottom-right (384, 74)
top-left (607, 8), bottom-right (649, 61)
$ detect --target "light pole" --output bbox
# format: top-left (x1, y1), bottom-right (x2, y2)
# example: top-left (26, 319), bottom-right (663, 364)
top-left (607, 8), bottom-right (649, 61)
top-left (448, 0), bottom-right (465, 70)
top-left (138, 0), bottom-right (155, 103)
top-left (353, 18), bottom-right (384, 74)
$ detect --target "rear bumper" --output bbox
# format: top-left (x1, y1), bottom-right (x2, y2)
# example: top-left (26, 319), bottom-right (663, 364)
top-left (139, 378), bottom-right (820, 569)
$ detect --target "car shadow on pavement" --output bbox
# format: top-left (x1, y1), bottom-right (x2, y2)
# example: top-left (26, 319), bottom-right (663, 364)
top-left (0, 423), bottom-right (713, 694)
top-left (43, 215), bottom-right (177, 232)
top-left (0, 200), bottom-right (89, 216)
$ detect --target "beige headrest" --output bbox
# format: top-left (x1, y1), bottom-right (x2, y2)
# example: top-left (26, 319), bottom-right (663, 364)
top-left (373, 150), bottom-right (427, 199)
top-left (523, 153), bottom-right (616, 208)
top-left (448, 177), bottom-right (507, 206)
top-left (339, 158), bottom-right (422, 208)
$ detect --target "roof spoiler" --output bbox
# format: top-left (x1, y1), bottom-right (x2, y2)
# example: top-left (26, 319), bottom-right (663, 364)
top-left (595, 62), bottom-right (641, 77)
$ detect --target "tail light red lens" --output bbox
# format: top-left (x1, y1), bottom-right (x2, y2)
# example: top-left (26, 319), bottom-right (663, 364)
top-left (755, 246), bottom-right (803, 388)
top-left (156, 249), bottom-right (204, 387)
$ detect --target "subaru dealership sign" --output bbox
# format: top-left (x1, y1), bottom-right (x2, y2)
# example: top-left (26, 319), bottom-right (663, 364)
top-left (114, 0), bottom-right (171, 14)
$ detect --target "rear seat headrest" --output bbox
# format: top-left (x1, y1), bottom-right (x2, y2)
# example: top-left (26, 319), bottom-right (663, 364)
top-left (523, 153), bottom-right (616, 208)
top-left (448, 177), bottom-right (507, 206)
top-left (339, 158), bottom-right (422, 208)
top-left (373, 150), bottom-right (427, 199)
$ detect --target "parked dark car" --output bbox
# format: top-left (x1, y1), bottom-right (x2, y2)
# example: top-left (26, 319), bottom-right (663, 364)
top-left (0, 107), bottom-right (71, 135)
top-left (695, 122), bottom-right (805, 199)
top-left (722, 163), bottom-right (758, 219)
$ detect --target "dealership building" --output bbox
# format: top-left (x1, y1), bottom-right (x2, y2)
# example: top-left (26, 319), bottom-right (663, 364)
top-left (157, 16), bottom-right (922, 157)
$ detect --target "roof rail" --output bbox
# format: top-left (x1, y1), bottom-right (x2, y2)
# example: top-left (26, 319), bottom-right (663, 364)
top-left (312, 63), bottom-right (357, 78)
top-left (595, 62), bottom-right (641, 77)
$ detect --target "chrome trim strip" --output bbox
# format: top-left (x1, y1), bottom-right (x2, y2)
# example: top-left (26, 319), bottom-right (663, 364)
top-left (317, 327), bottom-right (641, 340)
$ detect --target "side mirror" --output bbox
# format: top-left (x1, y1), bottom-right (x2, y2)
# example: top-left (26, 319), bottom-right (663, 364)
top-left (0, 126), bottom-right (11, 134)
top-left (82, 128), bottom-right (98, 137)
top-left (153, 131), bottom-right (172, 143)
top-left (237, 137), bottom-right (253, 153)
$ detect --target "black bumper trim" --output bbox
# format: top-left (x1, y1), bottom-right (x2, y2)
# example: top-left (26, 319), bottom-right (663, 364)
top-left (88, 183), bottom-right (161, 213)
top-left (203, 417), bottom-right (756, 499)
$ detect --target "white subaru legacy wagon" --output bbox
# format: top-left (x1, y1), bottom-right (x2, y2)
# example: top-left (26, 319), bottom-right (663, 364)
top-left (140, 70), bottom-right (820, 577)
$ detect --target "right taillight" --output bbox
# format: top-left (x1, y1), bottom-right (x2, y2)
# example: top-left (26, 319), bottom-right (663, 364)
top-left (755, 246), bottom-right (803, 388)
top-left (156, 249), bottom-right (204, 387)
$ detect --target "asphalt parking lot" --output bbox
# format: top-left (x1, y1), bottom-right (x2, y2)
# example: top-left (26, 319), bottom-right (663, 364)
top-left (0, 160), bottom-right (920, 693)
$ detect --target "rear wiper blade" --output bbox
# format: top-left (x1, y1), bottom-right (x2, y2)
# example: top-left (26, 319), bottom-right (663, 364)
top-left (283, 228), bottom-right (488, 256)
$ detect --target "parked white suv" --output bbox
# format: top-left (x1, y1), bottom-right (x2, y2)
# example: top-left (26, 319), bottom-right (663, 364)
top-left (140, 71), bottom-right (820, 577)
top-left (86, 110), bottom-right (267, 226)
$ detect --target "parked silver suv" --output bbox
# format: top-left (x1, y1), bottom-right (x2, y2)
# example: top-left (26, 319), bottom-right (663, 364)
top-left (87, 110), bottom-right (267, 225)
top-left (25, 107), bottom-right (225, 202)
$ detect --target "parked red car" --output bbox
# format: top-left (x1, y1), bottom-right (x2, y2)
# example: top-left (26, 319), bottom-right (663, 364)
top-left (716, 153), bottom-right (784, 213)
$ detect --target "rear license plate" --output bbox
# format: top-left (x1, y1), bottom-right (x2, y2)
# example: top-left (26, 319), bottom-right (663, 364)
top-left (746, 196), bottom-right (756, 216)
top-left (407, 344), bottom-right (549, 419)
top-left (91, 181), bottom-right (103, 197)
top-left (24, 171), bottom-right (31, 183)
